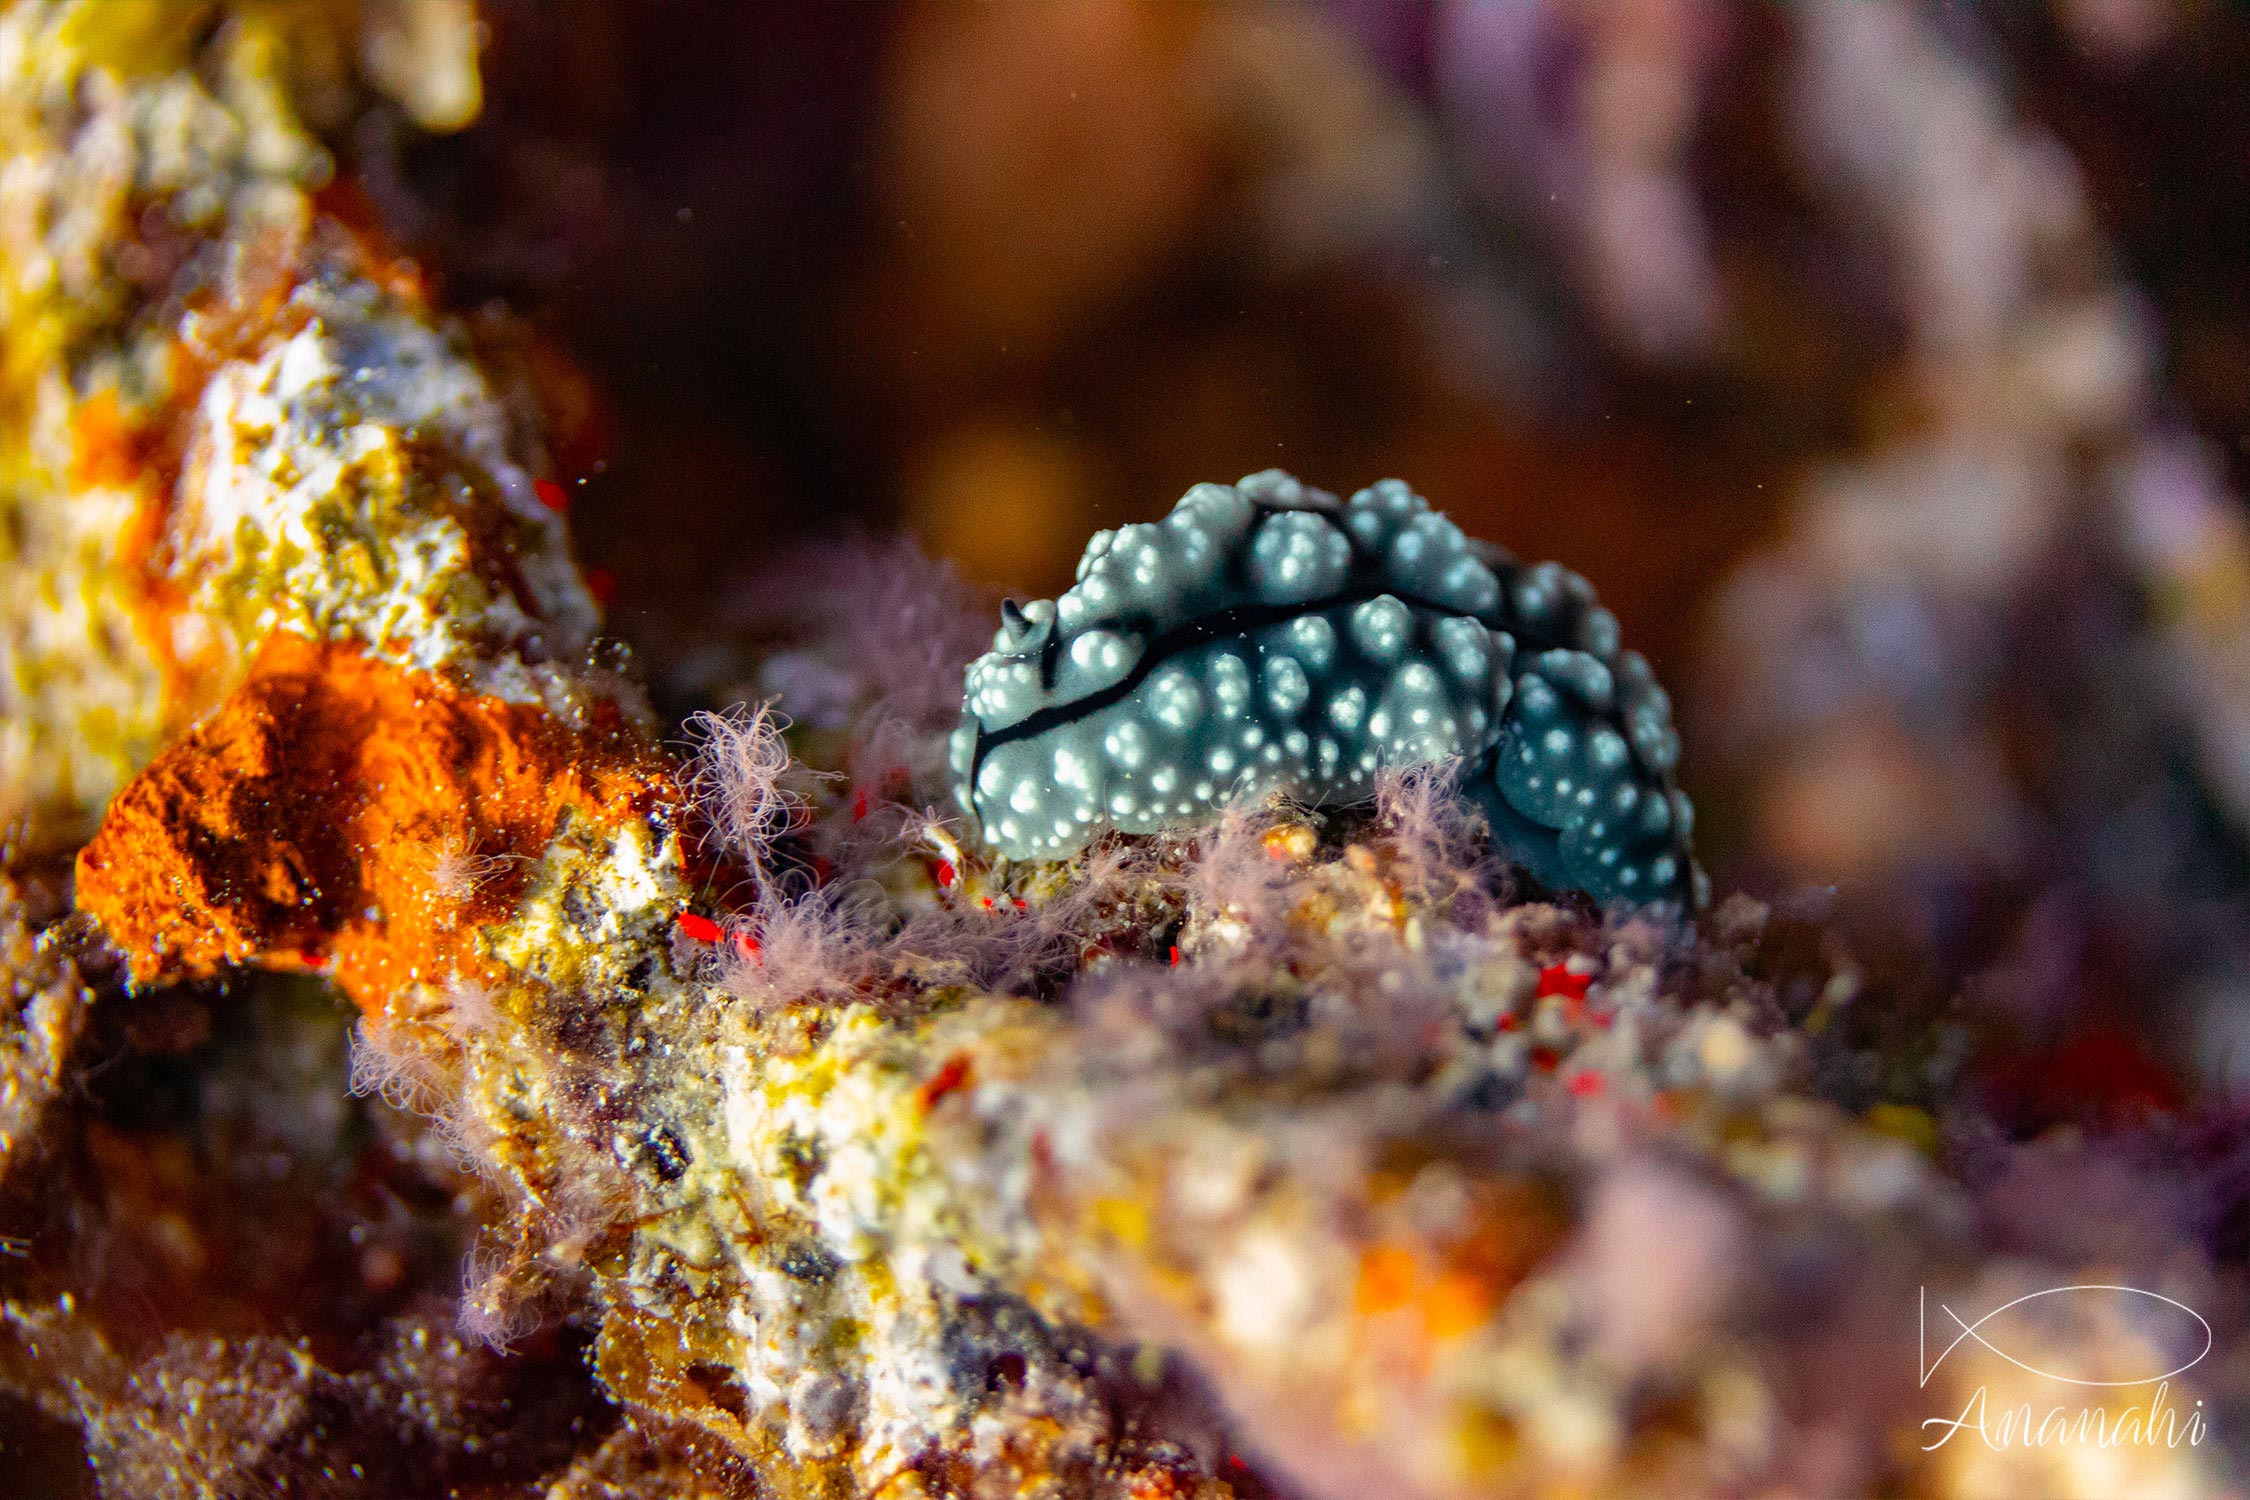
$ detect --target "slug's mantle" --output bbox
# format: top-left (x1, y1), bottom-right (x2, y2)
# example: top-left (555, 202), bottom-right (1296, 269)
top-left (950, 470), bottom-right (1704, 906)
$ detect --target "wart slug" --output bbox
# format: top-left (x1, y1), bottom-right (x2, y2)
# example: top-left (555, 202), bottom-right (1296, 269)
top-left (950, 471), bottom-right (1703, 907)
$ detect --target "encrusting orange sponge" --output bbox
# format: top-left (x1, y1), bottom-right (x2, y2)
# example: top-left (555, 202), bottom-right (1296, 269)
top-left (75, 632), bottom-right (673, 1015)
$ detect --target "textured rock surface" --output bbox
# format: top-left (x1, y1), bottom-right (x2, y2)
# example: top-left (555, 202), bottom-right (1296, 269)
top-left (952, 470), bottom-right (1701, 905)
top-left (0, 873), bottom-right (86, 1187)
top-left (0, 0), bottom-right (589, 857)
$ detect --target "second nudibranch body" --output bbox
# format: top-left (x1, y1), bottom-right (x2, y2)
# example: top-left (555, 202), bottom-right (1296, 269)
top-left (949, 470), bottom-right (1703, 907)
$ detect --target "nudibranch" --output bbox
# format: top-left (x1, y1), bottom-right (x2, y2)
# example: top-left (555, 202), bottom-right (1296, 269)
top-left (949, 471), bottom-right (1704, 907)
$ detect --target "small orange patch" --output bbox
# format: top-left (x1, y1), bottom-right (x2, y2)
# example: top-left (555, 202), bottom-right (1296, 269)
top-left (75, 632), bottom-right (674, 1014)
top-left (915, 1052), bottom-right (975, 1113)
top-left (71, 388), bottom-right (152, 491)
top-left (1355, 1242), bottom-right (1419, 1316)
top-left (1421, 1268), bottom-right (1496, 1342)
top-left (1261, 823), bottom-right (1315, 863)
top-left (1125, 1470), bottom-right (1187, 1500)
top-left (1356, 1243), bottom-right (1497, 1342)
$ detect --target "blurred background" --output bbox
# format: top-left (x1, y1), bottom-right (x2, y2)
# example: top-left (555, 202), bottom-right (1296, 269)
top-left (365, 0), bottom-right (2250, 1128)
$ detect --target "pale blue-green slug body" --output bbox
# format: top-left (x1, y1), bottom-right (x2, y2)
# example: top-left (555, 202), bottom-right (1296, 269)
top-left (948, 471), bottom-right (1704, 907)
